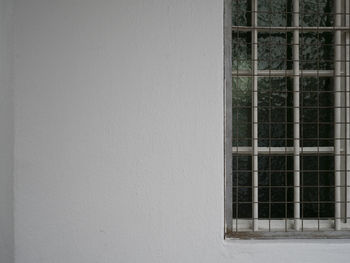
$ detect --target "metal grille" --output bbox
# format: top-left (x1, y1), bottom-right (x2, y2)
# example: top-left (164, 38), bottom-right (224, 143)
top-left (225, 0), bottom-right (350, 238)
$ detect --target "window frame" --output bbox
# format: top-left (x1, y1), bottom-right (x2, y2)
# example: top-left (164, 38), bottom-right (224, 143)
top-left (224, 0), bottom-right (350, 239)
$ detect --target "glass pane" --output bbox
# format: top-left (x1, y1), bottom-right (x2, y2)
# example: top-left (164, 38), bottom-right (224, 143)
top-left (233, 77), bottom-right (252, 107)
top-left (300, 32), bottom-right (334, 70)
top-left (232, 0), bottom-right (251, 26)
top-left (257, 0), bottom-right (292, 27)
top-left (232, 32), bottom-right (251, 70)
top-left (258, 77), bottom-right (293, 147)
top-left (233, 155), bottom-right (252, 219)
top-left (301, 155), bottom-right (335, 218)
top-left (232, 77), bottom-right (252, 147)
top-left (301, 77), bottom-right (334, 147)
top-left (258, 33), bottom-right (293, 70)
top-left (233, 187), bottom-right (252, 202)
top-left (258, 155), bottom-right (294, 219)
top-left (238, 172), bottom-right (252, 186)
top-left (233, 203), bottom-right (252, 218)
top-left (300, 0), bottom-right (334, 27)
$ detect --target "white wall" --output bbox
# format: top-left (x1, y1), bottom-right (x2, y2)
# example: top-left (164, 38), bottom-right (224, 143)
top-left (13, 0), bottom-right (350, 263)
top-left (0, 0), bottom-right (14, 262)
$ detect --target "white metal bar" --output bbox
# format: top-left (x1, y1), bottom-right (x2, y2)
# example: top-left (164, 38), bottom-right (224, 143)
top-left (224, 0), bottom-right (233, 235)
top-left (228, 230), bottom-right (350, 239)
top-left (252, 0), bottom-right (258, 232)
top-left (334, 0), bottom-right (342, 230)
top-left (232, 219), bottom-right (339, 232)
top-left (293, 0), bottom-right (301, 231)
top-left (345, 0), bottom-right (350, 223)
top-left (232, 26), bottom-right (350, 32)
top-left (232, 147), bottom-right (335, 154)
top-left (232, 70), bottom-right (342, 77)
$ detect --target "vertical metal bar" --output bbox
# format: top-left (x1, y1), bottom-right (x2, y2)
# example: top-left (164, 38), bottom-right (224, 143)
top-left (293, 0), bottom-right (301, 231)
top-left (317, 48), bottom-right (320, 231)
top-left (334, 0), bottom-right (342, 230)
top-left (345, 0), bottom-right (350, 224)
top-left (224, 0), bottom-right (233, 236)
top-left (268, 0), bottom-right (272, 232)
top-left (252, 0), bottom-right (259, 231)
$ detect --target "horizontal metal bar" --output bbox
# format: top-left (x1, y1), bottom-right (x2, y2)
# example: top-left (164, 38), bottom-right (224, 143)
top-left (232, 146), bottom-right (335, 154)
top-left (226, 231), bottom-right (350, 240)
top-left (232, 70), bottom-right (342, 77)
top-left (232, 193), bottom-right (350, 195)
top-left (234, 107), bottom-right (350, 109)
top-left (233, 170), bottom-right (350, 172)
top-left (233, 26), bottom-right (350, 32)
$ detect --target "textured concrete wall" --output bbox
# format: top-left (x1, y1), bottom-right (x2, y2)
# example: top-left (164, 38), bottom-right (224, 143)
top-left (13, 1), bottom-right (350, 262)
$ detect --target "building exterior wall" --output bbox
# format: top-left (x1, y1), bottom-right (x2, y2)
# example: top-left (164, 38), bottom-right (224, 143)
top-left (13, 0), bottom-right (350, 262)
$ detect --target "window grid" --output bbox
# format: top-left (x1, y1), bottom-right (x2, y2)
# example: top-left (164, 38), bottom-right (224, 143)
top-left (225, 0), bottom-right (350, 238)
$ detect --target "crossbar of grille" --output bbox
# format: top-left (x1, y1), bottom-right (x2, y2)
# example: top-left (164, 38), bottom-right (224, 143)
top-left (232, 70), bottom-right (342, 77)
top-left (233, 26), bottom-right (350, 32)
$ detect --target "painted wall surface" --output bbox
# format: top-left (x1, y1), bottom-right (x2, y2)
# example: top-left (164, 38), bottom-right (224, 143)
top-left (0, 0), bottom-right (14, 262)
top-left (13, 0), bottom-right (350, 263)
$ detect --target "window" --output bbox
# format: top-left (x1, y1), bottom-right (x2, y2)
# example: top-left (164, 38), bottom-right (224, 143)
top-left (224, 0), bottom-right (350, 238)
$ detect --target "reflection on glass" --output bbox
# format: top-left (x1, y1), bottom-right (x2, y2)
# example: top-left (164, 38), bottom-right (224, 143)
top-left (258, 0), bottom-right (291, 27)
top-left (301, 77), bottom-right (334, 147)
top-left (233, 155), bottom-right (252, 219)
top-left (258, 155), bottom-right (294, 218)
top-left (233, 77), bottom-right (252, 107)
top-left (301, 33), bottom-right (333, 70)
top-left (300, 0), bottom-right (334, 27)
top-left (258, 33), bottom-right (293, 70)
top-left (258, 78), bottom-right (293, 147)
top-left (233, 77), bottom-right (252, 147)
top-left (301, 155), bottom-right (334, 218)
top-left (232, 0), bottom-right (251, 26)
top-left (232, 32), bottom-right (251, 70)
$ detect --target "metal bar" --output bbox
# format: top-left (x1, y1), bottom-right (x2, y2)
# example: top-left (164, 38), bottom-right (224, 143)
top-left (345, 0), bottom-right (350, 224)
top-left (252, 0), bottom-right (259, 232)
top-left (232, 26), bottom-right (350, 32)
top-left (293, 0), bottom-right (301, 231)
top-left (226, 231), bottom-right (350, 240)
top-left (224, 0), bottom-right (233, 236)
top-left (316, 5), bottom-right (321, 230)
top-left (232, 70), bottom-right (341, 77)
top-left (334, 0), bottom-right (342, 230)
top-left (232, 147), bottom-right (335, 154)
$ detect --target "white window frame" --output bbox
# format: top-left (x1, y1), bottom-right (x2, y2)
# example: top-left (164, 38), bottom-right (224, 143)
top-left (224, 0), bottom-right (350, 239)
